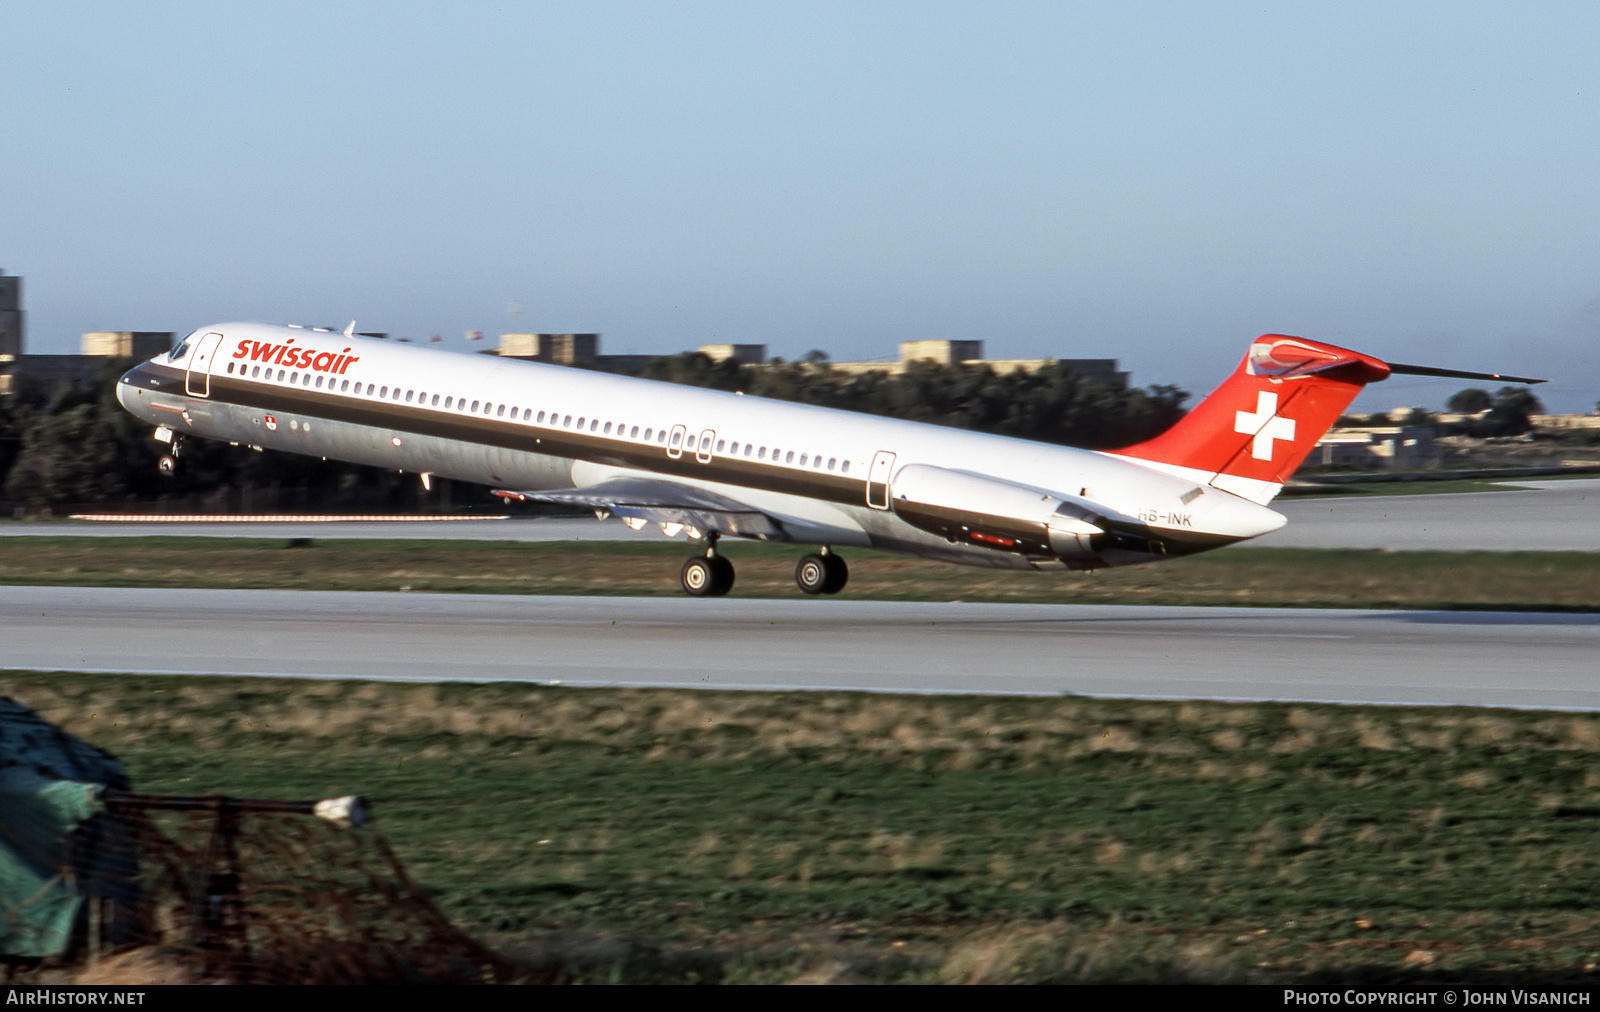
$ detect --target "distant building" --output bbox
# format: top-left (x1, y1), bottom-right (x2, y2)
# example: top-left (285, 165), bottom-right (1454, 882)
top-left (8, 355), bottom-right (106, 394)
top-left (81, 331), bottom-right (173, 358)
top-left (821, 340), bottom-right (1129, 387)
top-left (898, 339), bottom-right (984, 365)
top-left (698, 343), bottom-right (767, 365)
top-left (1531, 414), bottom-right (1600, 430)
top-left (497, 333), bottom-right (599, 365)
top-left (0, 279), bottom-right (175, 396)
top-left (1308, 426), bottom-right (1438, 470)
top-left (487, 330), bottom-right (1133, 389)
top-left (0, 271), bottom-right (20, 361)
top-left (0, 270), bottom-right (20, 396)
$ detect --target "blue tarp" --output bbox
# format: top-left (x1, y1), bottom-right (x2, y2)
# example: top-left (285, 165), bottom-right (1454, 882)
top-left (0, 697), bottom-right (129, 959)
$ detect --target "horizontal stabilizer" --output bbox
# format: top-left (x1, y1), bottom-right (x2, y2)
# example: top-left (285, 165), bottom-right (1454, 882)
top-left (1385, 363), bottom-right (1546, 385)
top-left (493, 477), bottom-right (787, 539)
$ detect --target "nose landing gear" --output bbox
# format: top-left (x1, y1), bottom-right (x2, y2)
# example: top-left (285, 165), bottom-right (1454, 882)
top-left (681, 534), bottom-right (735, 597)
top-left (157, 432), bottom-right (185, 477)
top-left (795, 548), bottom-right (848, 595)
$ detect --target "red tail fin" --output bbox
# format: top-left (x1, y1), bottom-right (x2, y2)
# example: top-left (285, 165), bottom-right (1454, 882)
top-left (1110, 335), bottom-right (1391, 503)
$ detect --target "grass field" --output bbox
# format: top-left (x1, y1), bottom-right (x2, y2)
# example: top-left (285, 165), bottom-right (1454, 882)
top-left (6, 529), bottom-right (1598, 981)
top-left (2, 536), bottom-right (1598, 611)
top-left (8, 671), bottom-right (1600, 983)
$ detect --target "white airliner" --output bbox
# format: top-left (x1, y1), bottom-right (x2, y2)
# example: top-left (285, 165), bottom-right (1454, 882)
top-left (115, 323), bottom-right (1539, 596)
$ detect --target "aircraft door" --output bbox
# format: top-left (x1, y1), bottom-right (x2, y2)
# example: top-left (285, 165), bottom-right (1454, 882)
top-left (184, 331), bottom-right (225, 397)
top-left (866, 450), bottom-right (896, 509)
top-left (666, 424), bottom-right (687, 459)
top-left (696, 429), bottom-right (716, 464)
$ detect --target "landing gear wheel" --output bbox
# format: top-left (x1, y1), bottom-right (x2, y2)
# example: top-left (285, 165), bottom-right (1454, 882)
top-left (681, 555), bottom-right (735, 597)
top-left (157, 455), bottom-right (178, 477)
top-left (795, 552), bottom-right (848, 595)
top-left (821, 553), bottom-right (848, 594)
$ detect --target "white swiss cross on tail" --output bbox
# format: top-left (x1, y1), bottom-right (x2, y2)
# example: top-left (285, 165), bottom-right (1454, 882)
top-left (1235, 391), bottom-right (1295, 460)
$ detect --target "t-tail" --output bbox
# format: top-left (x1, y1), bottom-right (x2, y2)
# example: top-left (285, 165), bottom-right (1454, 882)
top-left (1110, 335), bottom-right (1390, 505)
top-left (1109, 334), bottom-right (1546, 505)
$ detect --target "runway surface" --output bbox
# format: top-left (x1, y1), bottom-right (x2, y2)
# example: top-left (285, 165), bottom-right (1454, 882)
top-left (1255, 479), bottom-right (1600, 552)
top-left (0, 515), bottom-right (657, 542)
top-left (5, 586), bottom-right (1596, 710)
top-left (3, 478), bottom-right (1595, 551)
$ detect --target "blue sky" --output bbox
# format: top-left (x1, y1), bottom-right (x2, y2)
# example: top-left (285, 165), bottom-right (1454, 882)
top-left (4, 2), bottom-right (1598, 411)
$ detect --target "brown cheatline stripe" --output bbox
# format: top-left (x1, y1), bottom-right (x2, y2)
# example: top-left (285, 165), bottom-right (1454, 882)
top-left (130, 361), bottom-right (873, 509)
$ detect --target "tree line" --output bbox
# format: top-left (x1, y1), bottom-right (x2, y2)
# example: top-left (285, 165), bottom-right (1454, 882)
top-left (1339, 386), bottom-right (1549, 438)
top-left (0, 352), bottom-right (1190, 515)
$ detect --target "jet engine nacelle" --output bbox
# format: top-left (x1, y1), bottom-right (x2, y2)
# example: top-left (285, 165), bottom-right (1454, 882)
top-left (888, 464), bottom-right (1108, 559)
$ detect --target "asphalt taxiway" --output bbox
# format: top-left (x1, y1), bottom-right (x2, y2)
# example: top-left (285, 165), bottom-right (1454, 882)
top-left (4, 477), bottom-right (1595, 551)
top-left (1255, 479), bottom-right (1600, 552)
top-left (4, 587), bottom-right (1595, 710)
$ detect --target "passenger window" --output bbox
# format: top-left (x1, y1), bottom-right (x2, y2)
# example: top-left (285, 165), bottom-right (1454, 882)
top-left (672, 431), bottom-right (683, 447)
top-left (379, 386), bottom-right (388, 398)
top-left (564, 415), bottom-right (572, 426)
top-left (537, 410), bottom-right (545, 423)
top-left (604, 422), bottom-right (612, 434)
top-left (758, 447), bottom-right (766, 459)
top-left (227, 362), bottom-right (235, 374)
top-left (497, 405), bottom-right (505, 417)
top-left (658, 430), bottom-right (666, 443)
top-left (786, 451), bottom-right (794, 463)
top-left (840, 460), bottom-right (850, 473)
top-left (431, 394), bottom-right (439, 406)
top-left (576, 417), bottom-right (585, 428)
top-left (800, 454), bottom-right (808, 466)
top-left (590, 419), bottom-right (598, 431)
top-left (306, 374), bottom-right (313, 386)
top-left (406, 390), bottom-right (414, 403)
top-left (687, 436), bottom-right (697, 450)
top-left (292, 372), bottom-right (301, 385)
top-left (630, 425), bottom-right (639, 438)
top-left (471, 400), bottom-right (480, 412)
top-left (444, 396), bottom-right (453, 408)
top-left (644, 427), bottom-right (653, 440)
top-left (252, 366), bottom-right (260, 378)
top-left (828, 458), bottom-right (836, 470)
top-left (716, 440), bottom-right (725, 453)
top-left (744, 445), bottom-right (753, 457)
top-left (316, 375), bottom-right (324, 388)
top-left (364, 383), bottom-right (373, 395)
top-left (394, 387), bottom-right (401, 399)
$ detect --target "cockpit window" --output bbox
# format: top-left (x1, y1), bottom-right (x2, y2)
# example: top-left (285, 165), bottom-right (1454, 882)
top-left (168, 338), bottom-right (191, 362)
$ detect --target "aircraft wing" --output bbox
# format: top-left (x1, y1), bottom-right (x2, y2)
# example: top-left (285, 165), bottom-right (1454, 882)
top-left (492, 478), bottom-right (788, 539)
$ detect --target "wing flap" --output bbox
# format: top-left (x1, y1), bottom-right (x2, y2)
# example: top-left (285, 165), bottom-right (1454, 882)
top-left (493, 478), bottom-right (788, 539)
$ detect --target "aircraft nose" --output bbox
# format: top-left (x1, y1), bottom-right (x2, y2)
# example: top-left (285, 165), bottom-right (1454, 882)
top-left (115, 369), bottom-right (139, 411)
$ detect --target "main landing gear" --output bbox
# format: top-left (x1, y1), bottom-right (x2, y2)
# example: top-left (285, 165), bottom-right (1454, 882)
top-left (681, 535), bottom-right (736, 597)
top-left (795, 548), bottom-right (848, 596)
top-left (677, 537), bottom-right (850, 598)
